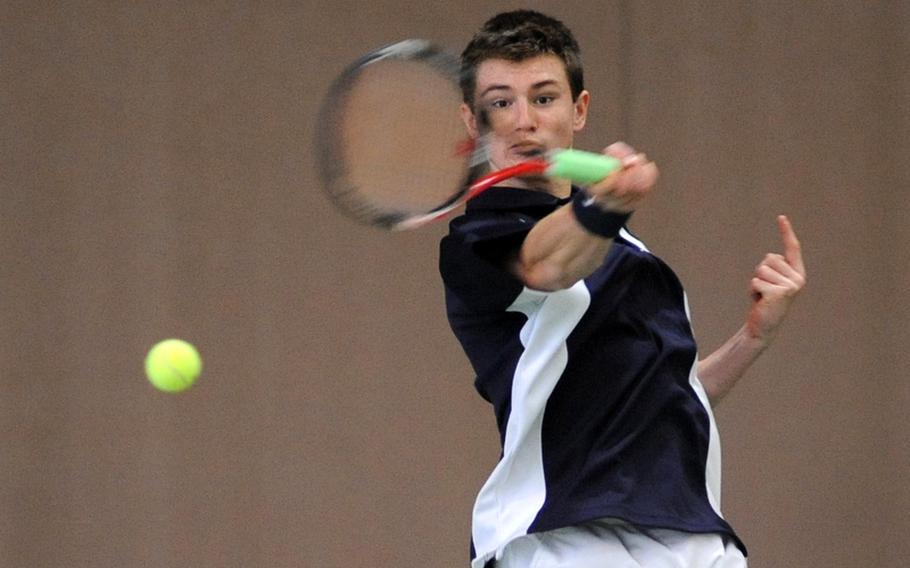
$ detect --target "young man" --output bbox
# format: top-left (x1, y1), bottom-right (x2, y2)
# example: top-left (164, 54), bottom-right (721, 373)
top-left (438, 10), bottom-right (806, 568)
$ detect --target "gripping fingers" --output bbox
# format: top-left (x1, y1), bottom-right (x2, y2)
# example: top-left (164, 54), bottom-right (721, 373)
top-left (613, 158), bottom-right (658, 206)
top-left (604, 141), bottom-right (637, 160)
top-left (589, 143), bottom-right (658, 209)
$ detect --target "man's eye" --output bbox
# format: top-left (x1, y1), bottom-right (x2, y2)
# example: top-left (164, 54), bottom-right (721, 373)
top-left (489, 99), bottom-right (510, 109)
top-left (535, 95), bottom-right (555, 105)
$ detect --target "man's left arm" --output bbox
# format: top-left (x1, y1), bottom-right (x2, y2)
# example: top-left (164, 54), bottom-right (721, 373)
top-left (697, 215), bottom-right (807, 406)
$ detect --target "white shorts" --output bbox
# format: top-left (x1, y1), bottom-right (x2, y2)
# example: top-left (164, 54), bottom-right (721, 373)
top-left (491, 519), bottom-right (747, 568)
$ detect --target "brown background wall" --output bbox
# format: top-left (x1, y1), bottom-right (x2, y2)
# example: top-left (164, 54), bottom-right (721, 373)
top-left (1, 2), bottom-right (907, 567)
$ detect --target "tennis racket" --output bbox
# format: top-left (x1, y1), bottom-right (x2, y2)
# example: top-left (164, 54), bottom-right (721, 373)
top-left (315, 39), bottom-right (621, 231)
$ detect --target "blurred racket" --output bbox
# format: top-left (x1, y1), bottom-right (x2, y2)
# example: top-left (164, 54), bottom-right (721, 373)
top-left (315, 39), bottom-right (621, 230)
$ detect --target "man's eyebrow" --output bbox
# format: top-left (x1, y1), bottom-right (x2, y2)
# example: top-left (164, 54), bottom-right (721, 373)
top-left (529, 79), bottom-right (560, 90)
top-left (478, 79), bottom-right (561, 99)
top-left (478, 84), bottom-right (511, 98)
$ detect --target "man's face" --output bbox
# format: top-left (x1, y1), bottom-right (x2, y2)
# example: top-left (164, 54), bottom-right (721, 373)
top-left (461, 54), bottom-right (589, 184)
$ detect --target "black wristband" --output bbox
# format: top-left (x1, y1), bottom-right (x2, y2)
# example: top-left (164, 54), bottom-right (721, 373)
top-left (571, 189), bottom-right (632, 238)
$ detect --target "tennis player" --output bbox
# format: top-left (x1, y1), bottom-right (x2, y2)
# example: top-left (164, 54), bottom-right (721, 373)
top-left (439, 10), bottom-right (806, 568)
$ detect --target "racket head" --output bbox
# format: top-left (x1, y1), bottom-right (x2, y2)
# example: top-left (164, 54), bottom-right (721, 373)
top-left (315, 40), bottom-right (478, 230)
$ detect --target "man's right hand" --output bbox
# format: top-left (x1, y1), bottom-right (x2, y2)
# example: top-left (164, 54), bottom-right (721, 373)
top-left (585, 141), bottom-right (659, 213)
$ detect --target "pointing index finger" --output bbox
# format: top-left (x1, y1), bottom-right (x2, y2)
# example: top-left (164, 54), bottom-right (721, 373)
top-left (777, 215), bottom-right (805, 275)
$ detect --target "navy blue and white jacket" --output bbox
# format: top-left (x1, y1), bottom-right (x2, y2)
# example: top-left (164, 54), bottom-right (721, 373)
top-left (438, 187), bottom-right (745, 567)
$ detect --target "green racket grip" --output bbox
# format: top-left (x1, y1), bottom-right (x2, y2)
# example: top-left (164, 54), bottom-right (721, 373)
top-left (546, 149), bottom-right (621, 185)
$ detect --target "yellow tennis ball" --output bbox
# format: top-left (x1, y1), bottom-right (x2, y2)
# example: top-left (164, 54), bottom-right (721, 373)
top-left (144, 339), bottom-right (202, 393)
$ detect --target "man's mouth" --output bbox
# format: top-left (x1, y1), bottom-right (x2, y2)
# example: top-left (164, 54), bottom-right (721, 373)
top-left (511, 143), bottom-right (545, 158)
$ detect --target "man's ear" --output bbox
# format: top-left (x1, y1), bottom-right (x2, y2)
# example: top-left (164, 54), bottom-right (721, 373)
top-left (573, 90), bottom-right (590, 132)
top-left (460, 102), bottom-right (479, 138)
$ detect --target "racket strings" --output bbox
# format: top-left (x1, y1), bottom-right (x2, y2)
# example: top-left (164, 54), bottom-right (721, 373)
top-left (331, 59), bottom-right (470, 225)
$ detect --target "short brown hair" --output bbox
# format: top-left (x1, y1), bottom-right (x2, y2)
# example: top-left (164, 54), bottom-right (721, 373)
top-left (460, 10), bottom-right (584, 109)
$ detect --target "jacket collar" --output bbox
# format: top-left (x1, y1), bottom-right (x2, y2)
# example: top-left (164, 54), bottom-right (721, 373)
top-left (465, 186), bottom-right (576, 212)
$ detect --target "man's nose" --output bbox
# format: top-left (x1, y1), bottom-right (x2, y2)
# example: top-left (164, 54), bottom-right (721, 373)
top-left (514, 99), bottom-right (537, 130)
